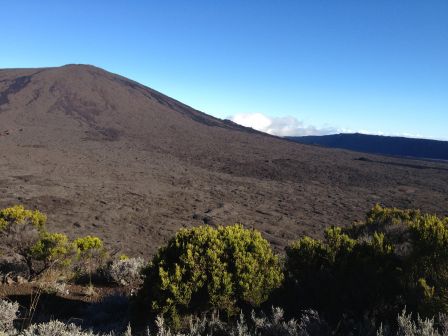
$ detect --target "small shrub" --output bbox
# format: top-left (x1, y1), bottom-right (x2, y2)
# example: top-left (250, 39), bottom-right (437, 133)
top-left (0, 205), bottom-right (46, 231)
top-left (377, 308), bottom-right (448, 336)
top-left (251, 307), bottom-right (329, 336)
top-left (30, 232), bottom-right (72, 270)
top-left (0, 300), bottom-right (19, 334)
top-left (40, 281), bottom-right (69, 296)
top-left (73, 236), bottom-right (106, 283)
top-left (84, 283), bottom-right (97, 297)
top-left (147, 307), bottom-right (327, 336)
top-left (73, 236), bottom-right (104, 254)
top-left (108, 257), bottom-right (146, 286)
top-left (19, 320), bottom-right (98, 336)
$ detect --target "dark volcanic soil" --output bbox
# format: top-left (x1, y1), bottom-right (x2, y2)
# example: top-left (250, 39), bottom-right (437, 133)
top-left (0, 64), bottom-right (447, 256)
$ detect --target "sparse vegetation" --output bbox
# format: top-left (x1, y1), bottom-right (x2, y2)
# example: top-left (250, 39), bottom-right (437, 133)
top-left (2, 204), bottom-right (448, 335)
top-left (0, 299), bottom-right (326, 336)
top-left (0, 206), bottom-right (104, 282)
top-left (3, 300), bottom-right (448, 336)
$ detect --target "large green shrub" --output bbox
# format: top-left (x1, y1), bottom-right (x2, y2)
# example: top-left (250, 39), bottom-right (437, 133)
top-left (353, 205), bottom-right (448, 315)
top-left (284, 205), bottom-right (448, 325)
top-left (137, 224), bottom-right (283, 325)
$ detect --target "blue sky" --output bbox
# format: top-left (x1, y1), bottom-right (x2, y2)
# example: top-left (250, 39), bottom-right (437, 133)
top-left (1, 1), bottom-right (447, 139)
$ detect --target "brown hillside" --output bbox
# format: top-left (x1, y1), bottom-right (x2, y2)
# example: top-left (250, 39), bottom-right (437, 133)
top-left (0, 64), bottom-right (447, 256)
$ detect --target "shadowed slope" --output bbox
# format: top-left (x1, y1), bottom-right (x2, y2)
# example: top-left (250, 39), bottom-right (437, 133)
top-left (288, 133), bottom-right (448, 161)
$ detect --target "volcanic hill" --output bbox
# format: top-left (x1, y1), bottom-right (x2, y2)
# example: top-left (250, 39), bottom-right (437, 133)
top-left (1, 64), bottom-right (447, 256)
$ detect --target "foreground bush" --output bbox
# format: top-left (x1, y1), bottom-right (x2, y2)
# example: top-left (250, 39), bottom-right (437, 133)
top-left (0, 300), bottom-right (19, 334)
top-left (0, 205), bottom-right (104, 281)
top-left (6, 296), bottom-right (448, 336)
top-left (377, 309), bottom-right (448, 336)
top-left (0, 205), bottom-right (71, 279)
top-left (137, 224), bottom-right (283, 325)
top-left (284, 205), bottom-right (448, 325)
top-left (0, 298), bottom-right (327, 336)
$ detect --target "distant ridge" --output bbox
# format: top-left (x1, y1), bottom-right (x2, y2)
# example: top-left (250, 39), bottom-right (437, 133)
top-left (287, 133), bottom-right (448, 161)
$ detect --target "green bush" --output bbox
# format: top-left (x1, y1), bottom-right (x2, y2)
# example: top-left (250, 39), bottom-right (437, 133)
top-left (284, 205), bottom-right (448, 325)
top-left (0, 205), bottom-right (72, 278)
top-left (136, 224), bottom-right (283, 325)
top-left (30, 232), bottom-right (72, 269)
top-left (73, 235), bottom-right (106, 282)
top-left (0, 205), bottom-right (112, 284)
top-left (0, 205), bottom-right (47, 231)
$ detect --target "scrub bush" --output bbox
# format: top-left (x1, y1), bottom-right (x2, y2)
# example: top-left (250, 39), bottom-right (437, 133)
top-left (30, 232), bottom-right (72, 269)
top-left (0, 206), bottom-right (71, 279)
top-left (0, 298), bottom-right (328, 336)
top-left (377, 309), bottom-right (448, 336)
top-left (73, 236), bottom-right (106, 282)
top-left (0, 300), bottom-right (19, 334)
top-left (284, 205), bottom-right (448, 325)
top-left (108, 257), bottom-right (146, 286)
top-left (0, 205), bottom-right (47, 231)
top-left (136, 224), bottom-right (283, 325)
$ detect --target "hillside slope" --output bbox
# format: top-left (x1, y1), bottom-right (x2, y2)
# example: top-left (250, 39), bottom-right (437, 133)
top-left (1, 65), bottom-right (447, 256)
top-left (288, 133), bottom-right (448, 161)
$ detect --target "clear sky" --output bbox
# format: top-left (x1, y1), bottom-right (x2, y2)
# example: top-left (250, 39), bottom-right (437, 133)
top-left (1, 1), bottom-right (447, 139)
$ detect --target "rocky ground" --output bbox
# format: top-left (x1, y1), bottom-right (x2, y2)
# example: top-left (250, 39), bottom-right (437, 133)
top-left (1, 65), bottom-right (447, 257)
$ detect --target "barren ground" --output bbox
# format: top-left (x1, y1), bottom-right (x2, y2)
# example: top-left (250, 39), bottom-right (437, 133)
top-left (1, 65), bottom-right (447, 257)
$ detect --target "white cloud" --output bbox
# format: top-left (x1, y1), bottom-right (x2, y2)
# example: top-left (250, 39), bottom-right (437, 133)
top-left (228, 113), bottom-right (445, 140)
top-left (229, 113), bottom-right (337, 137)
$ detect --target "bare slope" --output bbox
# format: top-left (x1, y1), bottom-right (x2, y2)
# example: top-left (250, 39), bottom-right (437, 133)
top-left (1, 65), bottom-right (447, 256)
